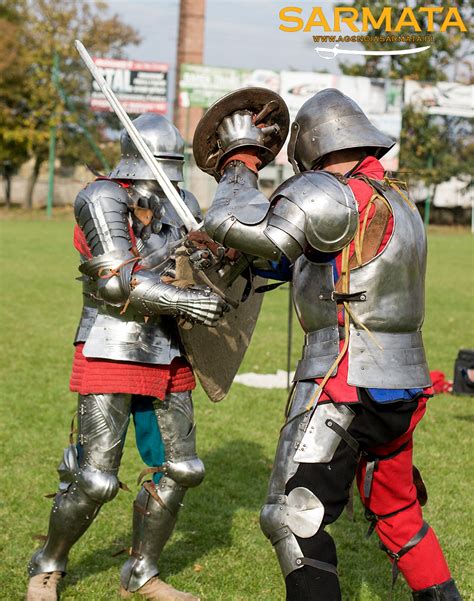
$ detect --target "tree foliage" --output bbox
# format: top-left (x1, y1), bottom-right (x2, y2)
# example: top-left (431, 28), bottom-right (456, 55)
top-left (339, 0), bottom-right (472, 82)
top-left (337, 0), bottom-right (473, 189)
top-left (0, 0), bottom-right (141, 205)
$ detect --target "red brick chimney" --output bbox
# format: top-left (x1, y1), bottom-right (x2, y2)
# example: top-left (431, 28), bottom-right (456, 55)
top-left (174, 0), bottom-right (206, 142)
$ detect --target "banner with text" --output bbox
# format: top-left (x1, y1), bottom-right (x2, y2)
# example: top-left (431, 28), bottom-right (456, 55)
top-left (91, 57), bottom-right (168, 115)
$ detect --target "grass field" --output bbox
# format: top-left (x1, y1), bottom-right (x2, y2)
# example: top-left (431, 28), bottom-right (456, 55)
top-left (0, 216), bottom-right (473, 601)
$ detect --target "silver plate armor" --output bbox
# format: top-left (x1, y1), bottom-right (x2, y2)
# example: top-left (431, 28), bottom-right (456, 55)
top-left (269, 171), bottom-right (358, 254)
top-left (292, 183), bottom-right (431, 388)
top-left (206, 158), bottom-right (430, 389)
top-left (73, 178), bottom-right (224, 364)
top-left (28, 393), bottom-right (132, 577)
top-left (204, 163), bottom-right (357, 262)
top-left (121, 392), bottom-right (205, 592)
top-left (346, 185), bottom-right (430, 388)
top-left (259, 383), bottom-right (355, 578)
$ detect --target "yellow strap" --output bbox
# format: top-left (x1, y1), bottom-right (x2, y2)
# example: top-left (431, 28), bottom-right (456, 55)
top-left (305, 245), bottom-right (351, 411)
top-left (385, 177), bottom-right (416, 210)
top-left (353, 218), bottom-right (362, 267)
top-left (360, 194), bottom-right (376, 250)
top-left (344, 303), bottom-right (384, 351)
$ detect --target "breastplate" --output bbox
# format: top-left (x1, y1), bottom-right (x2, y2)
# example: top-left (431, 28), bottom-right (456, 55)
top-left (77, 223), bottom-right (184, 365)
top-left (292, 185), bottom-right (431, 389)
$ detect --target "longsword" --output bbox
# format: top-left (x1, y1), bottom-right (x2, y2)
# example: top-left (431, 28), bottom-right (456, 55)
top-left (75, 40), bottom-right (199, 232)
top-left (75, 40), bottom-right (239, 308)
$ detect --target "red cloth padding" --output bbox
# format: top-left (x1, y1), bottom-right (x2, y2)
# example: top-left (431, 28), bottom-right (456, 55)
top-left (221, 149), bottom-right (262, 173)
top-left (430, 370), bottom-right (453, 394)
top-left (356, 399), bottom-right (451, 590)
top-left (70, 343), bottom-right (195, 399)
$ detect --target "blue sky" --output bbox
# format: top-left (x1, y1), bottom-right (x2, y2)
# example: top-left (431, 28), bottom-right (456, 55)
top-left (106, 0), bottom-right (362, 107)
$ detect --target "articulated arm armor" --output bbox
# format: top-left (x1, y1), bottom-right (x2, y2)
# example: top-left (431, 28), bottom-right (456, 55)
top-left (75, 180), bottom-right (226, 327)
top-left (204, 162), bottom-right (358, 262)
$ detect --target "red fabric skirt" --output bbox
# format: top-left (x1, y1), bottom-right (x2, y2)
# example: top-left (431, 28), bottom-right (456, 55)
top-left (70, 343), bottom-right (196, 399)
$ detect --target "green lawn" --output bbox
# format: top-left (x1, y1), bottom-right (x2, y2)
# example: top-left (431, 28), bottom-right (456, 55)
top-left (0, 217), bottom-right (473, 600)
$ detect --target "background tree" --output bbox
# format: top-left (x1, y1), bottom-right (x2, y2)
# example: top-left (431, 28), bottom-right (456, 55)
top-left (0, 0), bottom-right (141, 207)
top-left (338, 0), bottom-right (473, 192)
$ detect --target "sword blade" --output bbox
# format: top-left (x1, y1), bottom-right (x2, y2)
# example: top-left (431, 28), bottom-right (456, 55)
top-left (74, 39), bottom-right (199, 232)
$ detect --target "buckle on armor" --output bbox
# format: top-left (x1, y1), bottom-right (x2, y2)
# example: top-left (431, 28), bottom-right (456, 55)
top-left (318, 288), bottom-right (367, 302)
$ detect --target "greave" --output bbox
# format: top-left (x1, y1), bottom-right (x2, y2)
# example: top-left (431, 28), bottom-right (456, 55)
top-left (28, 485), bottom-right (101, 576)
top-left (28, 393), bottom-right (131, 577)
top-left (120, 481), bottom-right (186, 592)
top-left (121, 391), bottom-right (204, 592)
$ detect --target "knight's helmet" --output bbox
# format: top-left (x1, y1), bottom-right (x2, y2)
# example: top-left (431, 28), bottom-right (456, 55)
top-left (287, 88), bottom-right (395, 173)
top-left (110, 113), bottom-right (185, 182)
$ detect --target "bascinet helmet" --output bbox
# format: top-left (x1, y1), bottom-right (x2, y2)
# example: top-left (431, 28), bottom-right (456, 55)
top-left (110, 113), bottom-right (185, 182)
top-left (287, 88), bottom-right (395, 173)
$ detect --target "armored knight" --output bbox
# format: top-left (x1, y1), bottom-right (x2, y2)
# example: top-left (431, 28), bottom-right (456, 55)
top-left (27, 113), bottom-right (227, 601)
top-left (198, 89), bottom-right (462, 600)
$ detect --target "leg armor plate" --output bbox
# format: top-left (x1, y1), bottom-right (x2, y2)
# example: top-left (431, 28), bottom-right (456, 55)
top-left (121, 391), bottom-right (205, 592)
top-left (260, 383), bottom-right (355, 579)
top-left (28, 393), bottom-right (131, 577)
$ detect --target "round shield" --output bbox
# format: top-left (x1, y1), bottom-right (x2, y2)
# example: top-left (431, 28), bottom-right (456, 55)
top-left (193, 87), bottom-right (290, 181)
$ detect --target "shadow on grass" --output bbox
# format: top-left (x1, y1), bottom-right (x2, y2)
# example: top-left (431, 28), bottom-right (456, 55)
top-left (161, 438), bottom-right (270, 577)
top-left (59, 440), bottom-right (404, 600)
top-left (62, 439), bottom-right (270, 590)
top-left (454, 414), bottom-right (474, 423)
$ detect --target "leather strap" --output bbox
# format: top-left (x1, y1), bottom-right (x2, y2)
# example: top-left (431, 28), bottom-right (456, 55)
top-left (364, 499), bottom-right (417, 538)
top-left (380, 521), bottom-right (430, 591)
top-left (133, 501), bottom-right (151, 517)
top-left (325, 418), bottom-right (359, 455)
top-left (137, 466), bottom-right (164, 486)
top-left (362, 441), bottom-right (410, 502)
top-left (296, 557), bottom-right (338, 575)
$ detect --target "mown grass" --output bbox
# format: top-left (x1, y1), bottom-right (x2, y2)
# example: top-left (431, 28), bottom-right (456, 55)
top-left (0, 217), bottom-right (472, 600)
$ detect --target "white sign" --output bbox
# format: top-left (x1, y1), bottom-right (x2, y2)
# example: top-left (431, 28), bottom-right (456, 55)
top-left (91, 57), bottom-right (168, 114)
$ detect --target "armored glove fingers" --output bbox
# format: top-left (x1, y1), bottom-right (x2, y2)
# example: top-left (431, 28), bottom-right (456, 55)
top-left (184, 230), bottom-right (225, 271)
top-left (172, 285), bottom-right (229, 326)
top-left (129, 276), bottom-right (229, 327)
top-left (217, 111), bottom-right (266, 150)
top-left (216, 111), bottom-right (279, 171)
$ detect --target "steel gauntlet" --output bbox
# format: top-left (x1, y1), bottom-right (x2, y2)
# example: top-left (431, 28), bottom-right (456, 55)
top-left (129, 273), bottom-right (228, 327)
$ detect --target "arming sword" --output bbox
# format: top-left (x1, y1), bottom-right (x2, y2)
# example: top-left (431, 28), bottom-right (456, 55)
top-left (75, 40), bottom-right (239, 308)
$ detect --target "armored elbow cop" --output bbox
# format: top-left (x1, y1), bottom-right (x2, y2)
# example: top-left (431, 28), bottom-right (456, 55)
top-left (79, 249), bottom-right (137, 305)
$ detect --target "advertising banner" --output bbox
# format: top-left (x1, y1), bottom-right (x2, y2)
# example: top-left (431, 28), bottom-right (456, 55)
top-left (90, 57), bottom-right (168, 114)
top-left (405, 80), bottom-right (474, 118)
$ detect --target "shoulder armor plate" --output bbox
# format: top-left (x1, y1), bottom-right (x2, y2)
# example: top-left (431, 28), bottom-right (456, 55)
top-left (74, 180), bottom-right (131, 255)
top-left (270, 171), bottom-right (358, 252)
